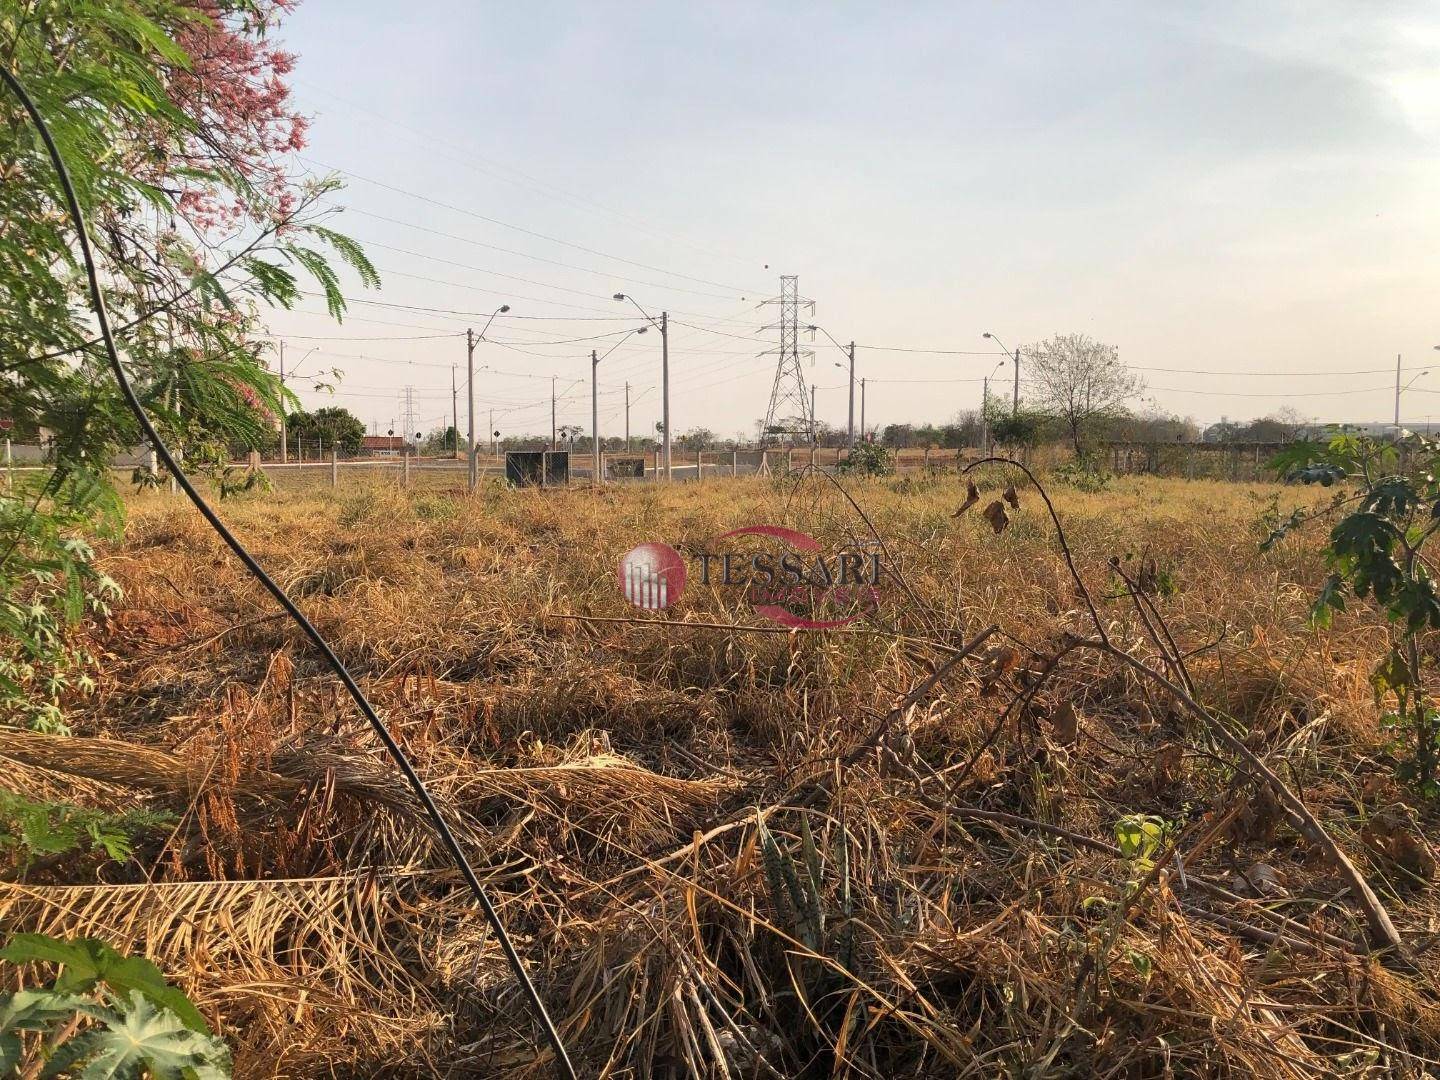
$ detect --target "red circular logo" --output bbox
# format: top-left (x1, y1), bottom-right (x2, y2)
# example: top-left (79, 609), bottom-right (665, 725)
top-left (618, 542), bottom-right (687, 610)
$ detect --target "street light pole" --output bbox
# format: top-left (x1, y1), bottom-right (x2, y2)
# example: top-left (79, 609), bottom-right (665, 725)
top-left (982, 332), bottom-right (1020, 416)
top-left (1396, 353), bottom-right (1403, 429)
top-left (278, 341), bottom-right (287, 464)
top-left (466, 330), bottom-right (477, 489)
top-left (982, 375), bottom-right (989, 451)
top-left (451, 365), bottom-right (459, 459)
top-left (808, 324), bottom-right (858, 449)
top-left (592, 350), bottom-right (600, 488)
top-left (980, 360), bottom-right (1007, 452)
top-left (846, 342), bottom-right (855, 447)
top-left (591, 326), bottom-right (648, 487)
top-left (1396, 365), bottom-right (1428, 431)
top-left (661, 311), bottom-right (669, 479)
top-left (467, 304), bottom-right (510, 491)
top-left (614, 295), bottom-right (669, 479)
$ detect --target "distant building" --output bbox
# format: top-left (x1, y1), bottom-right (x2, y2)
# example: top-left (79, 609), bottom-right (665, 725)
top-left (361, 435), bottom-right (407, 456)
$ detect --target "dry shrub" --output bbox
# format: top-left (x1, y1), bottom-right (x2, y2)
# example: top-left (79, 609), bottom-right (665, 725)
top-left (3, 474), bottom-right (1438, 1076)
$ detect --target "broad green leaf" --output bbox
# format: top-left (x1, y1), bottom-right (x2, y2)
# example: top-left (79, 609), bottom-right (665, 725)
top-left (56, 992), bottom-right (229, 1080)
top-left (0, 987), bottom-right (95, 1032)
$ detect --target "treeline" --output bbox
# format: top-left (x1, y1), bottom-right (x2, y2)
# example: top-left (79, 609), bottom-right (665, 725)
top-left (265, 401), bottom-right (1318, 459)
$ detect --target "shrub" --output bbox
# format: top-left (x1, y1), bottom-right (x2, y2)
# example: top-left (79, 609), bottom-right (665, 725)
top-left (837, 442), bottom-right (893, 477)
top-left (0, 934), bottom-right (229, 1077)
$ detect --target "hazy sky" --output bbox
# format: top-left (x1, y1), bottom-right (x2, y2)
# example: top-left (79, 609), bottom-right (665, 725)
top-left (264, 1), bottom-right (1440, 440)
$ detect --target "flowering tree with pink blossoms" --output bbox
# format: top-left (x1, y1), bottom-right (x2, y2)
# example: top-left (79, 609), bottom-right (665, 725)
top-left (0, 0), bottom-right (374, 729)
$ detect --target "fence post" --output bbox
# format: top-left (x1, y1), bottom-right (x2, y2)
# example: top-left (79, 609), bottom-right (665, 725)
top-left (330, 448), bottom-right (338, 488)
top-left (4, 437), bottom-right (11, 493)
top-left (732, 449), bottom-right (738, 477)
top-left (923, 446), bottom-right (931, 472)
top-left (403, 453), bottom-right (410, 487)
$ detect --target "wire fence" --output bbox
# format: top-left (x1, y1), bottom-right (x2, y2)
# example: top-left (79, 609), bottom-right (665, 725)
top-left (3, 440), bottom-right (1020, 492)
top-left (12, 437), bottom-right (1300, 494)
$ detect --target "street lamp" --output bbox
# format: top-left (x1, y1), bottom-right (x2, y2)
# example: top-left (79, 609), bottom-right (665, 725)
top-left (275, 344), bottom-right (319, 464)
top-left (809, 325), bottom-right (856, 448)
top-left (614, 294), bottom-right (670, 480)
top-left (593, 327), bottom-right (647, 487)
top-left (981, 332), bottom-right (1021, 416)
top-left (981, 359), bottom-right (1007, 452)
top-left (1399, 369), bottom-right (1428, 431)
top-left (467, 304), bottom-right (509, 491)
top-left (626, 385), bottom-right (654, 453)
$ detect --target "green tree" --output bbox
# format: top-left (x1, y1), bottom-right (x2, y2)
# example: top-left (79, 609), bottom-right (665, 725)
top-left (676, 427), bottom-right (716, 451)
top-left (0, 1), bottom-right (375, 729)
top-left (985, 402), bottom-right (1052, 449)
top-left (1269, 432), bottom-right (1440, 793)
top-left (288, 406), bottom-right (365, 453)
top-left (421, 426), bottom-right (459, 455)
top-left (1024, 333), bottom-right (1141, 455)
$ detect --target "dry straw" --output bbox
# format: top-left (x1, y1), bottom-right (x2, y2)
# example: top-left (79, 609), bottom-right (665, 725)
top-left (4, 468), bottom-right (1440, 1076)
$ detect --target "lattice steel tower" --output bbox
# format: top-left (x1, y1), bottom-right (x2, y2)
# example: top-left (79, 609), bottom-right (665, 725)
top-left (399, 385), bottom-right (420, 445)
top-left (760, 275), bottom-right (816, 444)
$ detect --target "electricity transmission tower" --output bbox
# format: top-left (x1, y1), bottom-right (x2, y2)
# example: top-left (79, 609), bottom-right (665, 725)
top-left (760, 275), bottom-right (816, 444)
top-left (399, 386), bottom-right (420, 445)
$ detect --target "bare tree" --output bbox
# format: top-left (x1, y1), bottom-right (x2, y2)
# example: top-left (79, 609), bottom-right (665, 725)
top-left (1024, 333), bottom-right (1142, 455)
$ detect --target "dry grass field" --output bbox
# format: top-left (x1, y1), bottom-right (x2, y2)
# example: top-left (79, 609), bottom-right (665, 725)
top-left (4, 467), bottom-right (1440, 1077)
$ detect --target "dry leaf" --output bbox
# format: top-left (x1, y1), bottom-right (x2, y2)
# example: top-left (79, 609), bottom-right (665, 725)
top-left (1232, 784), bottom-right (1282, 843)
top-left (1003, 484), bottom-right (1020, 509)
top-left (977, 645), bottom-right (1023, 697)
top-left (1138, 556), bottom-right (1159, 594)
top-left (1359, 773), bottom-right (1392, 804)
top-left (1231, 861), bottom-right (1288, 898)
top-left (970, 750), bottom-right (999, 786)
top-left (982, 500), bottom-right (1010, 534)
top-left (953, 481), bottom-right (981, 517)
top-left (1153, 743), bottom-right (1183, 787)
top-left (1049, 701), bottom-right (1079, 745)
top-left (1362, 806), bottom-right (1437, 881)
top-left (991, 645), bottom-right (1021, 675)
top-left (1134, 700), bottom-right (1160, 735)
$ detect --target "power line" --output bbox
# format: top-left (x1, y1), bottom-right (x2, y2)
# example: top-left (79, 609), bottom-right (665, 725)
top-left (797, 335), bottom-right (1428, 379)
top-left (1141, 383), bottom-right (1395, 398)
top-left (298, 291), bottom-right (761, 326)
top-left (318, 295), bottom-right (635, 320)
top-left (304, 156), bottom-right (764, 295)
top-left (367, 265), bottom-right (625, 315)
top-left (260, 330), bottom-right (461, 342)
top-left (347, 208), bottom-right (744, 300)
top-left (366, 241), bottom-right (681, 305)
top-left (1135, 364), bottom-right (1420, 376)
top-left (296, 80), bottom-right (759, 270)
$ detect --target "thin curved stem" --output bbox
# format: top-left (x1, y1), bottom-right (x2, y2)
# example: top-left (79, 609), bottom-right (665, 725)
top-left (961, 456), bottom-right (1110, 646)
